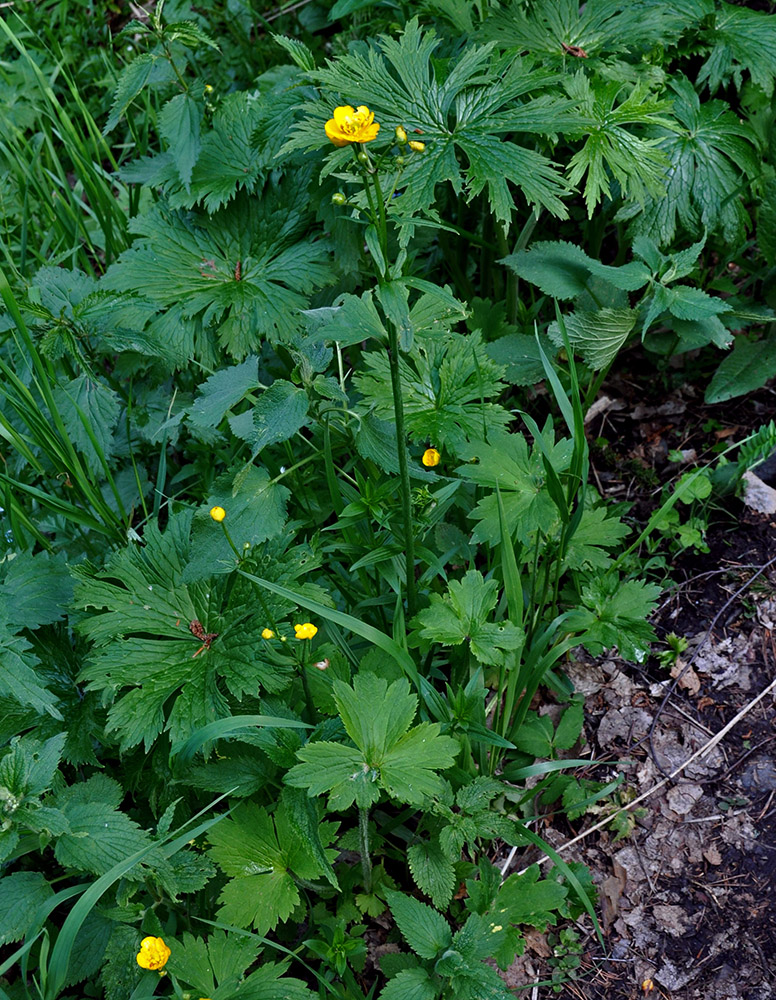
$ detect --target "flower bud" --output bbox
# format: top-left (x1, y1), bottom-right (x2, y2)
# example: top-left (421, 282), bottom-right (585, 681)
top-left (395, 156), bottom-right (405, 167)
top-left (395, 125), bottom-right (408, 144)
top-left (422, 447), bottom-right (441, 467)
top-left (357, 150), bottom-right (370, 165)
top-left (331, 192), bottom-right (347, 205)
top-left (261, 628), bottom-right (275, 639)
top-left (209, 506), bottom-right (226, 522)
top-left (408, 140), bottom-right (425, 153)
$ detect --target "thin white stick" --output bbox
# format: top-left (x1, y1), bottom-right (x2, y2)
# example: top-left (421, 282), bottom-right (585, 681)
top-left (506, 674), bottom-right (776, 877)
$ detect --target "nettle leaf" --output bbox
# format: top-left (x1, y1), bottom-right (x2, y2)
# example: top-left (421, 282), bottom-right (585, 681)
top-left (503, 241), bottom-right (649, 300)
top-left (564, 73), bottom-right (675, 216)
top-left (565, 575), bottom-right (661, 663)
top-left (0, 551), bottom-right (73, 631)
top-left (411, 570), bottom-right (524, 666)
top-left (158, 92), bottom-right (202, 190)
top-left (617, 76), bottom-right (760, 245)
top-left (355, 329), bottom-right (509, 456)
top-left (486, 334), bottom-right (547, 387)
top-left (0, 629), bottom-right (61, 718)
top-left (208, 801), bottom-right (330, 935)
top-left (408, 839), bottom-right (456, 910)
top-left (457, 427), bottom-right (574, 545)
top-left (0, 872), bottom-right (53, 946)
top-left (50, 374), bottom-right (120, 477)
top-left (104, 53), bottom-right (174, 133)
top-left (102, 185), bottom-right (333, 358)
top-left (697, 2), bottom-right (776, 96)
top-left (705, 335), bottom-right (776, 404)
top-left (480, 0), bottom-right (707, 63)
top-left (286, 674), bottom-right (459, 809)
top-left (188, 355), bottom-right (259, 434)
top-left (379, 967), bottom-right (437, 1000)
top-left (494, 864), bottom-right (568, 929)
top-left (75, 510), bottom-right (291, 750)
top-left (384, 889), bottom-right (453, 960)
top-left (249, 379), bottom-right (310, 456)
top-left (290, 19), bottom-right (575, 224)
top-left (548, 308), bottom-right (637, 370)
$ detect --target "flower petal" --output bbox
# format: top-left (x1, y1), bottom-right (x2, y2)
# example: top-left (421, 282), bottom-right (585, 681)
top-left (333, 105), bottom-right (355, 128)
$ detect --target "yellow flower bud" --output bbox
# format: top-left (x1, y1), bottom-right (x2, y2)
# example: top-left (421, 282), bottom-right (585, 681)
top-left (408, 140), bottom-right (425, 152)
top-left (641, 981), bottom-right (654, 994)
top-left (395, 125), bottom-right (408, 144)
top-left (136, 936), bottom-right (171, 971)
top-left (261, 628), bottom-right (275, 639)
top-left (209, 506), bottom-right (226, 522)
top-left (294, 622), bottom-right (318, 640)
top-left (422, 448), bottom-right (441, 467)
top-left (204, 84), bottom-right (214, 93)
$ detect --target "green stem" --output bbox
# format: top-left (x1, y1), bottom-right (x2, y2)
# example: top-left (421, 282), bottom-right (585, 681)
top-left (358, 807), bottom-right (373, 893)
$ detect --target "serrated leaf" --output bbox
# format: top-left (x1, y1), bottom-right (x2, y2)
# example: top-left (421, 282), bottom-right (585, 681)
top-left (411, 569), bottom-right (524, 666)
top-left (385, 889), bottom-right (452, 960)
top-left (408, 839), bottom-right (456, 909)
top-left (272, 33), bottom-right (315, 71)
top-left (503, 241), bottom-right (649, 300)
top-left (188, 356), bottom-right (258, 432)
top-left (495, 864), bottom-right (568, 927)
top-left (104, 53), bottom-right (169, 133)
top-left (250, 379), bottom-right (309, 455)
top-left (565, 575), bottom-right (661, 662)
top-left (486, 334), bottom-right (547, 386)
top-left (0, 872), bottom-right (53, 945)
top-left (0, 629), bottom-right (61, 717)
top-left (208, 801), bottom-right (326, 934)
top-left (697, 2), bottom-right (776, 96)
top-left (0, 551), bottom-right (73, 631)
top-left (705, 336), bottom-right (776, 404)
top-left (554, 697), bottom-right (584, 750)
top-left (548, 308), bottom-right (636, 370)
top-left (51, 374), bottom-right (120, 476)
top-left (159, 92), bottom-right (202, 190)
top-left (379, 967), bottom-right (437, 1000)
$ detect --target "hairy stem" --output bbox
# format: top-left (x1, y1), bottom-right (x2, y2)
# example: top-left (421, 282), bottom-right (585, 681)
top-left (359, 807), bottom-right (372, 893)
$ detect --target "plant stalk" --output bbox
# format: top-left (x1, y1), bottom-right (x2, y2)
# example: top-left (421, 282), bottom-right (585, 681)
top-left (358, 807), bottom-right (372, 893)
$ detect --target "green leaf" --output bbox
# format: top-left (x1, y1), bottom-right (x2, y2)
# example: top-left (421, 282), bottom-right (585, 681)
top-left (0, 630), bottom-right (61, 717)
top-left (618, 76), bottom-right (759, 244)
top-left (457, 427), bottom-right (574, 546)
top-left (167, 930), bottom-right (258, 997)
top-left (250, 380), bottom-right (309, 455)
top-left (188, 356), bottom-right (259, 433)
top-left (0, 873), bottom-right (53, 945)
top-left (272, 33), bottom-right (315, 72)
top-left (698, 2), bottom-right (776, 96)
top-left (51, 375), bottom-right (120, 476)
top-left (705, 336), bottom-right (776, 404)
top-left (379, 967), bottom-right (438, 1000)
top-left (495, 864), bottom-right (568, 927)
top-left (208, 801), bottom-right (328, 934)
top-left (104, 53), bottom-right (169, 133)
top-left (503, 240), bottom-right (649, 300)
top-left (384, 889), bottom-right (452, 960)
top-left (286, 675), bottom-right (458, 809)
top-left (408, 839), bottom-right (456, 909)
top-left (548, 308), bottom-right (636, 370)
top-left (0, 551), bottom-right (73, 631)
top-left (554, 697), bottom-right (584, 751)
top-left (411, 569), bottom-right (524, 666)
top-left (566, 576), bottom-right (661, 663)
top-left (513, 714), bottom-right (554, 758)
top-left (486, 334), bottom-right (546, 386)
top-left (159, 93), bottom-right (202, 190)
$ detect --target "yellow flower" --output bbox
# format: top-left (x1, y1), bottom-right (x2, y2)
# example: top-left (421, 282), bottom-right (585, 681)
top-left (136, 936), bottom-right (171, 971)
top-left (325, 105), bottom-right (380, 147)
top-left (209, 505), bottom-right (226, 522)
top-left (294, 622), bottom-right (318, 640)
top-left (261, 628), bottom-right (275, 639)
top-left (395, 125), bottom-right (408, 144)
top-left (422, 448), bottom-right (441, 467)
top-left (408, 140), bottom-right (425, 152)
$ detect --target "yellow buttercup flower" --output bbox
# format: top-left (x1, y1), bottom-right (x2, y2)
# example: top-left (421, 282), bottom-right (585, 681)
top-left (408, 140), bottom-right (425, 152)
top-left (395, 125), bottom-right (408, 144)
top-left (261, 628), bottom-right (275, 639)
top-left (209, 505), bottom-right (226, 522)
top-left (136, 936), bottom-right (171, 971)
top-left (325, 105), bottom-right (380, 147)
top-left (294, 622), bottom-right (318, 640)
top-left (422, 448), bottom-right (441, 467)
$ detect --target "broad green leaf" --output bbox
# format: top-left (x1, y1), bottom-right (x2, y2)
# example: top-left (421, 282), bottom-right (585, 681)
top-left (411, 570), bottom-right (524, 666)
top-left (104, 53), bottom-right (171, 133)
top-left (495, 864), bottom-right (568, 927)
top-left (486, 334), bottom-right (546, 386)
top-left (208, 801), bottom-right (328, 934)
top-left (548, 308), bottom-right (636, 369)
top-left (565, 576), bottom-right (661, 662)
top-left (384, 889), bottom-right (452, 960)
top-left (379, 967), bottom-right (438, 1000)
top-left (250, 380), bottom-right (309, 455)
top-left (705, 336), bottom-right (776, 404)
top-left (503, 241), bottom-right (649, 300)
top-left (0, 630), bottom-right (61, 718)
top-left (51, 375), bottom-right (120, 476)
top-left (408, 839), bottom-right (456, 910)
top-left (0, 552), bottom-right (73, 631)
top-left (159, 92), bottom-right (201, 190)
top-left (188, 356), bottom-right (259, 433)
top-left (0, 872), bottom-right (53, 946)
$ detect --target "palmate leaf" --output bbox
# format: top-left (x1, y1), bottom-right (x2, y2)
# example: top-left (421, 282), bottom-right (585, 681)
top-left (287, 18), bottom-right (575, 224)
top-left (617, 76), bottom-right (760, 245)
top-left (456, 426), bottom-right (574, 545)
top-left (411, 570), bottom-right (524, 666)
top-left (697, 2), bottom-right (776, 96)
top-left (102, 184), bottom-right (334, 358)
top-left (565, 575), bottom-right (661, 662)
top-left (564, 73), bottom-right (675, 216)
top-left (207, 801), bottom-right (330, 935)
top-left (354, 329), bottom-right (510, 456)
top-left (502, 240), bottom-right (649, 300)
top-left (479, 0), bottom-right (708, 63)
top-left (75, 509), bottom-right (292, 750)
top-left (286, 675), bottom-right (459, 809)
